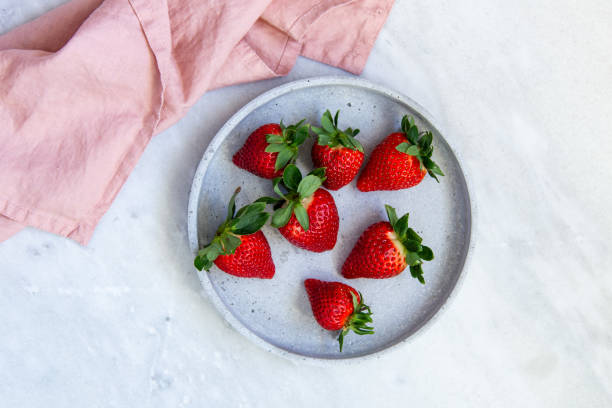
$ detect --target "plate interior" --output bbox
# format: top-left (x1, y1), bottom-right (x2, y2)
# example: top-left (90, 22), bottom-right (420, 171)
top-left (194, 81), bottom-right (470, 359)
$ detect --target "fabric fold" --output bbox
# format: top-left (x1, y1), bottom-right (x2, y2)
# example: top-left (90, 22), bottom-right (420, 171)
top-left (0, 0), bottom-right (394, 245)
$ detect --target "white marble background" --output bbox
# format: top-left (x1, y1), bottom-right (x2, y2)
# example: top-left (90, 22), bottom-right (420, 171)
top-left (1, 0), bottom-right (611, 406)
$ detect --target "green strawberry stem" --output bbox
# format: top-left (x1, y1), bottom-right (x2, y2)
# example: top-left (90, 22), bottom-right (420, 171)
top-left (338, 291), bottom-right (374, 352)
top-left (385, 204), bottom-right (434, 284)
top-left (311, 109), bottom-right (363, 152)
top-left (268, 165), bottom-right (327, 231)
top-left (194, 187), bottom-right (270, 271)
top-left (394, 115), bottom-right (444, 182)
top-left (264, 120), bottom-right (310, 172)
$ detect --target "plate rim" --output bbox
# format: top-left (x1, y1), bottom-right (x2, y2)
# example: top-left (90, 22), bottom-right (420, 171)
top-left (187, 76), bottom-right (476, 364)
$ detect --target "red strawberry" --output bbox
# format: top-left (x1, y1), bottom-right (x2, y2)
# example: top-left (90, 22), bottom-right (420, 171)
top-left (232, 121), bottom-right (309, 179)
top-left (311, 110), bottom-right (364, 190)
top-left (194, 188), bottom-right (274, 279)
top-left (342, 205), bottom-right (434, 283)
top-left (279, 188), bottom-right (338, 252)
top-left (264, 165), bottom-right (339, 252)
top-left (213, 231), bottom-right (274, 278)
top-left (304, 279), bottom-right (374, 352)
top-left (357, 115), bottom-right (444, 191)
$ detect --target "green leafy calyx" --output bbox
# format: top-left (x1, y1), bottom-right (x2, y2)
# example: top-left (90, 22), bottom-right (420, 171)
top-left (264, 120), bottom-right (310, 172)
top-left (394, 115), bottom-right (444, 182)
top-left (194, 187), bottom-right (270, 271)
top-left (385, 204), bottom-right (434, 284)
top-left (311, 110), bottom-right (363, 153)
top-left (264, 165), bottom-right (327, 232)
top-left (338, 291), bottom-right (374, 352)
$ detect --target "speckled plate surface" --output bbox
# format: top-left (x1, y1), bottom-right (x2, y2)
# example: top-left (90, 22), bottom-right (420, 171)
top-left (187, 77), bottom-right (472, 362)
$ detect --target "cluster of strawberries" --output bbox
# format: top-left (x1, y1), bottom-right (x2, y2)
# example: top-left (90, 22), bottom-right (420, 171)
top-left (194, 110), bottom-right (443, 351)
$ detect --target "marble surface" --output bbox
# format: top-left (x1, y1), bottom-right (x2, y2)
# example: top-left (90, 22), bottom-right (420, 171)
top-left (1, 0), bottom-right (611, 406)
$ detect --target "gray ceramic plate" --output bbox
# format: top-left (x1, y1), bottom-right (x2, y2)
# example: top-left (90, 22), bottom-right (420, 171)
top-left (188, 77), bottom-right (472, 362)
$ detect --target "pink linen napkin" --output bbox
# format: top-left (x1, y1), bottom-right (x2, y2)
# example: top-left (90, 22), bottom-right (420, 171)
top-left (0, 0), bottom-right (394, 245)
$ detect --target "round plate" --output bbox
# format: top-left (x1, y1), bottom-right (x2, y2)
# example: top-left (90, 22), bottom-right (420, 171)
top-left (188, 77), bottom-right (472, 362)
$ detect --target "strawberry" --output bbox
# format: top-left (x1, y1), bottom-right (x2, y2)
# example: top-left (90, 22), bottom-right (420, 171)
top-left (342, 205), bottom-right (434, 283)
top-left (304, 279), bottom-right (374, 352)
top-left (357, 115), bottom-right (444, 191)
top-left (232, 121), bottom-right (309, 179)
top-left (260, 165), bottom-right (339, 252)
top-left (194, 188), bottom-right (274, 279)
top-left (311, 110), bottom-right (364, 190)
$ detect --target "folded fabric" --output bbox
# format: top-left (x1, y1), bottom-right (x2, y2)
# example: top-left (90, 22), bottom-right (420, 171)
top-left (0, 0), bottom-right (394, 245)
